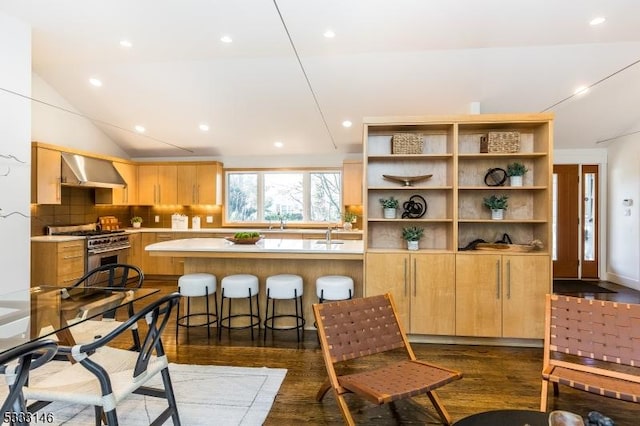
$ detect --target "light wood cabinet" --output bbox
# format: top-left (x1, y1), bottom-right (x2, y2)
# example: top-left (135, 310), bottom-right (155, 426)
top-left (342, 160), bottom-right (363, 206)
top-left (365, 252), bottom-right (455, 335)
top-left (126, 232), bottom-right (143, 268)
top-left (362, 113), bottom-right (553, 341)
top-left (455, 253), bottom-right (549, 339)
top-left (95, 162), bottom-right (138, 205)
top-left (31, 239), bottom-right (85, 287)
top-left (139, 232), bottom-right (185, 275)
top-left (176, 163), bottom-right (222, 205)
top-left (31, 146), bottom-right (62, 204)
top-left (138, 164), bottom-right (178, 205)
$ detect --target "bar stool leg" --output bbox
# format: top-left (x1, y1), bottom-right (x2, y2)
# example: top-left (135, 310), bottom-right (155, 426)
top-left (248, 288), bottom-right (255, 340)
top-left (205, 285), bottom-right (211, 339)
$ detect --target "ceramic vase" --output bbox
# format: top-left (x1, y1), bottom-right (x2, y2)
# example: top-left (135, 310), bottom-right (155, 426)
top-left (491, 209), bottom-right (504, 220)
top-left (407, 240), bottom-right (419, 251)
top-left (510, 175), bottom-right (523, 187)
top-left (343, 222), bottom-right (353, 231)
top-left (383, 208), bottom-right (397, 219)
top-left (132, 222), bottom-right (141, 228)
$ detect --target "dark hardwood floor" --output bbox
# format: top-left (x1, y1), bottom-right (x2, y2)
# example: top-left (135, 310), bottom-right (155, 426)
top-left (119, 279), bottom-right (639, 425)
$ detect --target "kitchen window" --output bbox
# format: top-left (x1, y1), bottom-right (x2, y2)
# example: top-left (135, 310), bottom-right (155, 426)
top-left (225, 170), bottom-right (341, 224)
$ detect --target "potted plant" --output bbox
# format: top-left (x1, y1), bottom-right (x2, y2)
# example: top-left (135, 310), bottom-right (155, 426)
top-left (402, 226), bottom-right (424, 250)
top-left (507, 162), bottom-right (528, 187)
top-left (342, 211), bottom-right (358, 231)
top-left (379, 196), bottom-right (400, 219)
top-left (483, 195), bottom-right (508, 220)
top-left (131, 216), bottom-right (143, 228)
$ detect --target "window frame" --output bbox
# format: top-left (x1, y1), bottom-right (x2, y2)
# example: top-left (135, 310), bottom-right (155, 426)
top-left (223, 168), bottom-right (342, 226)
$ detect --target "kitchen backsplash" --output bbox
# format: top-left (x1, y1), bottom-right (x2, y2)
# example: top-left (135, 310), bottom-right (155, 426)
top-left (30, 187), bottom-right (223, 236)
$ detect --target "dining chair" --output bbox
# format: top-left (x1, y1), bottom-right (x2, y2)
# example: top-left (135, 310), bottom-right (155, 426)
top-left (313, 293), bottom-right (462, 425)
top-left (24, 292), bottom-right (182, 426)
top-left (0, 339), bottom-right (58, 426)
top-left (67, 263), bottom-right (144, 349)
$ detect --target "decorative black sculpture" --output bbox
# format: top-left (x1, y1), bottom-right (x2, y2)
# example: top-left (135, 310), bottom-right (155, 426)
top-left (484, 167), bottom-right (507, 186)
top-left (402, 195), bottom-right (427, 219)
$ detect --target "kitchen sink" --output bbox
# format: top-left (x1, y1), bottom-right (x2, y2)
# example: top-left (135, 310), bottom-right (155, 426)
top-left (314, 240), bottom-right (344, 245)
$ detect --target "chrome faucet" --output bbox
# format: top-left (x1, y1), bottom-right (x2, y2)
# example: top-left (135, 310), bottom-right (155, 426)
top-left (280, 216), bottom-right (286, 230)
top-left (325, 226), bottom-right (332, 244)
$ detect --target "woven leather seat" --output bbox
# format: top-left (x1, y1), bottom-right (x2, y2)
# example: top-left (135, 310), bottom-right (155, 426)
top-left (313, 293), bottom-right (462, 425)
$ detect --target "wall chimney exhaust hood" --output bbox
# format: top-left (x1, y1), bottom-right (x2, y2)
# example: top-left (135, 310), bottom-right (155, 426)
top-left (60, 153), bottom-right (126, 188)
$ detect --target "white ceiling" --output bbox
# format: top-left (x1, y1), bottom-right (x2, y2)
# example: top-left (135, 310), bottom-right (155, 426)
top-left (2, 0), bottom-right (640, 158)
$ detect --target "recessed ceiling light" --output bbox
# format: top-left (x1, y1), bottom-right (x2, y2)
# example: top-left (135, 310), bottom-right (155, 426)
top-left (119, 39), bottom-right (133, 48)
top-left (274, 141), bottom-right (284, 148)
top-left (323, 30), bottom-right (335, 38)
top-left (199, 124), bottom-right (210, 132)
top-left (134, 125), bottom-right (146, 133)
top-left (342, 120), bottom-right (352, 128)
top-left (589, 17), bottom-right (606, 26)
top-left (574, 86), bottom-right (590, 95)
top-left (220, 35), bottom-right (233, 43)
top-left (89, 78), bottom-right (102, 87)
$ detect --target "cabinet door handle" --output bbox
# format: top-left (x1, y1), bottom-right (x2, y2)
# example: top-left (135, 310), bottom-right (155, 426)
top-left (63, 254), bottom-right (83, 260)
top-left (158, 184), bottom-right (161, 204)
top-left (403, 258), bottom-right (408, 297)
top-left (413, 257), bottom-right (417, 297)
top-left (496, 260), bottom-right (501, 299)
top-left (197, 184), bottom-right (201, 204)
top-left (506, 259), bottom-right (511, 299)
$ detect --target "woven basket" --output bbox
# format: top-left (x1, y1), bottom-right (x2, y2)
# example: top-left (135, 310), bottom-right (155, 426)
top-left (392, 133), bottom-right (424, 154)
top-left (480, 131), bottom-right (520, 153)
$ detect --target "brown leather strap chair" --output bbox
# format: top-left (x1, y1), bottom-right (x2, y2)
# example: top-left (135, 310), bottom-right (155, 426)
top-left (313, 293), bottom-right (462, 425)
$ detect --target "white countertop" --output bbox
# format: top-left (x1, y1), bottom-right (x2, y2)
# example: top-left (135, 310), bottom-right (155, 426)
top-left (145, 237), bottom-right (364, 256)
top-left (127, 227), bottom-right (362, 235)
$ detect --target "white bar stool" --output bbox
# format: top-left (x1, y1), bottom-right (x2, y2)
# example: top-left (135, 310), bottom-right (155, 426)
top-left (219, 274), bottom-right (261, 340)
top-left (316, 275), bottom-right (354, 302)
top-left (176, 273), bottom-right (218, 340)
top-left (264, 274), bottom-right (305, 342)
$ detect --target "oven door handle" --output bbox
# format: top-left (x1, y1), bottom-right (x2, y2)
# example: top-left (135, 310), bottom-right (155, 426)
top-left (87, 245), bottom-right (131, 255)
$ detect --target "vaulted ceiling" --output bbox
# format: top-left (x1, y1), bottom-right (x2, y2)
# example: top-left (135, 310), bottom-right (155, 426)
top-left (2, 0), bottom-right (640, 158)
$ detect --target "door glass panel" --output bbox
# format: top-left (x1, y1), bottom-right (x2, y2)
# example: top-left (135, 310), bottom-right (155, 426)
top-left (583, 173), bottom-right (596, 261)
top-left (552, 173), bottom-right (558, 261)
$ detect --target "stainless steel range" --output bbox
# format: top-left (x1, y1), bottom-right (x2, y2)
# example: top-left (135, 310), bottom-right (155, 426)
top-left (47, 223), bottom-right (131, 282)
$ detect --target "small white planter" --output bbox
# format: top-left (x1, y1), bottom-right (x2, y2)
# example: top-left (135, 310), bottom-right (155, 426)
top-left (343, 222), bottom-right (353, 231)
top-left (510, 175), bottom-right (523, 187)
top-left (491, 209), bottom-right (505, 220)
top-left (407, 240), bottom-right (419, 251)
top-left (383, 208), bottom-right (397, 219)
top-left (132, 222), bottom-right (142, 228)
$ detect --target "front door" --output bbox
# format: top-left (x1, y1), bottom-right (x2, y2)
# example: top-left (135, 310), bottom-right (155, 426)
top-left (553, 165), bottom-right (579, 278)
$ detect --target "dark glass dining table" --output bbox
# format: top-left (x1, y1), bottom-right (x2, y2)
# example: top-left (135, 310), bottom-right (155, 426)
top-left (0, 286), bottom-right (159, 353)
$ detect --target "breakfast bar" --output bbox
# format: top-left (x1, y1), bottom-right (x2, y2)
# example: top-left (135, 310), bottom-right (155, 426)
top-left (145, 238), bottom-right (364, 328)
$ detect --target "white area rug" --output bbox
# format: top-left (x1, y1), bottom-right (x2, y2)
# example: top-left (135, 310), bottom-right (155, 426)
top-left (3, 362), bottom-right (287, 425)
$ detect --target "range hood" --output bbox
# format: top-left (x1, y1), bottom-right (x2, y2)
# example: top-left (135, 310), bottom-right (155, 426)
top-left (60, 153), bottom-right (126, 188)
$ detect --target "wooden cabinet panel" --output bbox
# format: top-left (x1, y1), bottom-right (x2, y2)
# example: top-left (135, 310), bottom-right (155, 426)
top-left (140, 232), bottom-right (183, 275)
top-left (127, 232), bottom-right (143, 269)
top-left (31, 240), bottom-right (85, 287)
top-left (411, 253), bottom-right (455, 335)
top-left (501, 255), bottom-right (549, 339)
top-left (455, 254), bottom-right (502, 337)
top-left (365, 252), bottom-right (410, 329)
top-left (31, 147), bottom-right (61, 204)
top-left (343, 160), bottom-right (362, 205)
top-left (138, 164), bottom-right (177, 205)
top-left (455, 253), bottom-right (549, 339)
top-left (177, 163), bottom-right (222, 205)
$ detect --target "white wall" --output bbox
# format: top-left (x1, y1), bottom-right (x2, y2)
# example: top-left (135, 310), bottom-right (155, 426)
top-left (32, 73), bottom-right (130, 159)
top-left (605, 135), bottom-right (640, 290)
top-left (0, 12), bottom-right (31, 293)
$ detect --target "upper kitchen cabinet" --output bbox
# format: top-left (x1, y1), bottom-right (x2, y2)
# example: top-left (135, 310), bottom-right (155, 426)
top-left (95, 161), bottom-right (138, 205)
top-left (342, 160), bottom-right (363, 206)
top-left (176, 162), bottom-right (223, 205)
top-left (31, 145), bottom-right (62, 204)
top-left (138, 164), bottom-right (178, 205)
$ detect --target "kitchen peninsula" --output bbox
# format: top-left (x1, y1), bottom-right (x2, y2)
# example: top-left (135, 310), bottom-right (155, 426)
top-left (145, 237), bottom-right (364, 325)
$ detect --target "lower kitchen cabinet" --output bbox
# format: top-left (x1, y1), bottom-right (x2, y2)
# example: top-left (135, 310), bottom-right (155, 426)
top-left (365, 252), bottom-right (455, 335)
top-left (455, 253), bottom-right (549, 339)
top-left (31, 239), bottom-right (86, 287)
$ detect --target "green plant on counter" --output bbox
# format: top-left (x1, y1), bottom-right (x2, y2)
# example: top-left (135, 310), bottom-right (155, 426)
top-left (130, 216), bottom-right (143, 224)
top-left (379, 196), bottom-right (399, 209)
top-left (483, 195), bottom-right (509, 210)
top-left (401, 226), bottom-right (424, 241)
top-left (233, 231), bottom-right (261, 239)
top-left (343, 211), bottom-right (358, 223)
top-left (507, 162), bottom-right (528, 177)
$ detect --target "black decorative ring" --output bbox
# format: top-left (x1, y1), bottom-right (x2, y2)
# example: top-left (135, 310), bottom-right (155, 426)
top-left (484, 168), bottom-right (507, 187)
top-left (402, 195), bottom-right (427, 219)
